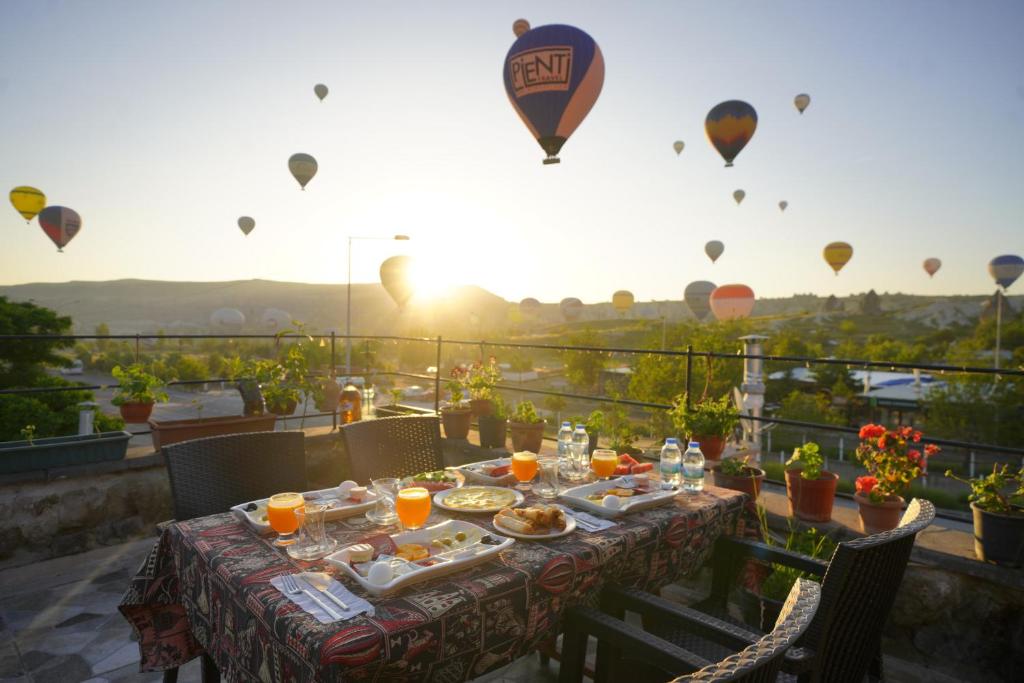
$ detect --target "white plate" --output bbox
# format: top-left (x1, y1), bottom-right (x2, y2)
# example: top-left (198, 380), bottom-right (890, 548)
top-left (491, 510), bottom-right (576, 540)
top-left (457, 458), bottom-right (516, 486)
top-left (231, 481), bottom-right (378, 532)
top-left (433, 486), bottom-right (525, 514)
top-left (558, 478), bottom-right (680, 518)
top-left (325, 519), bottom-right (514, 596)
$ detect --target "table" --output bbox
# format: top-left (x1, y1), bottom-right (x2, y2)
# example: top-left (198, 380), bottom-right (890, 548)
top-left (121, 485), bottom-right (754, 682)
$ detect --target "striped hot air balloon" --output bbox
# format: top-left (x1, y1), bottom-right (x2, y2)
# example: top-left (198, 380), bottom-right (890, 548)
top-left (823, 242), bottom-right (853, 275)
top-left (709, 284), bottom-right (755, 321)
top-left (685, 281), bottom-right (716, 321)
top-left (705, 100), bottom-right (757, 167)
top-left (612, 290), bottom-right (634, 313)
top-left (503, 24), bottom-right (604, 164)
top-left (37, 206), bottom-right (81, 252)
top-left (560, 297), bottom-right (583, 321)
top-left (989, 255), bottom-right (1024, 290)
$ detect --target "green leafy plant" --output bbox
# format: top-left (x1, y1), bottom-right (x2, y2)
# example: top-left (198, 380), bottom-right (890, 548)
top-left (668, 393), bottom-right (738, 438)
top-left (491, 394), bottom-right (508, 420)
top-left (760, 525), bottom-right (837, 601)
top-left (585, 409), bottom-right (606, 434)
top-left (510, 400), bottom-right (543, 424)
top-left (605, 402), bottom-right (637, 452)
top-left (466, 357), bottom-right (502, 401)
top-left (111, 364), bottom-right (168, 406)
top-left (20, 424), bottom-right (36, 445)
top-left (786, 442), bottom-right (824, 480)
top-left (720, 454), bottom-right (755, 477)
top-left (388, 387), bottom-right (404, 406)
top-left (445, 366), bottom-right (468, 409)
top-left (190, 398), bottom-right (205, 421)
top-left (945, 464), bottom-right (1024, 514)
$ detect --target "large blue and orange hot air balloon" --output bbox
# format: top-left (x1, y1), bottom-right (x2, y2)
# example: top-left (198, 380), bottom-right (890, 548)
top-left (705, 100), bottom-right (757, 167)
top-left (503, 24), bottom-right (604, 164)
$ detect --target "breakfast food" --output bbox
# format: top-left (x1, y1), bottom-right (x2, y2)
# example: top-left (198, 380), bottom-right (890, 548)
top-left (586, 487), bottom-right (636, 503)
top-left (602, 494), bottom-right (621, 509)
top-left (367, 561), bottom-right (394, 585)
top-left (395, 543), bottom-right (430, 562)
top-left (440, 486), bottom-right (518, 511)
top-left (348, 486), bottom-right (367, 502)
top-left (344, 543), bottom-right (374, 563)
top-left (493, 505), bottom-right (566, 535)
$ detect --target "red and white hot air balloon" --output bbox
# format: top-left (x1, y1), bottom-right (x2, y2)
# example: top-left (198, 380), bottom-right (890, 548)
top-left (709, 284), bottom-right (755, 321)
top-left (923, 258), bottom-right (941, 278)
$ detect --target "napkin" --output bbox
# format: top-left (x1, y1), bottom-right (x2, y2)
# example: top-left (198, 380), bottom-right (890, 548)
top-left (572, 510), bottom-right (617, 532)
top-left (271, 572), bottom-right (374, 623)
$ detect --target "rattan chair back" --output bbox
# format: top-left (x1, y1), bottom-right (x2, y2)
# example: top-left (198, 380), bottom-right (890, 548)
top-left (163, 431), bottom-right (307, 521)
top-left (340, 415), bottom-right (443, 483)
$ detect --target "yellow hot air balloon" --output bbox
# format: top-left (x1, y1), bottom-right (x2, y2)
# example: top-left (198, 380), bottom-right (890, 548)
top-left (794, 93), bottom-right (811, 114)
top-left (612, 290), bottom-right (634, 314)
top-left (288, 153), bottom-right (318, 190)
top-left (314, 84), bottom-right (328, 101)
top-left (733, 189), bottom-right (745, 205)
top-left (512, 18), bottom-right (530, 37)
top-left (823, 242), bottom-right (853, 275)
top-left (9, 186), bottom-right (46, 222)
top-left (673, 140), bottom-right (685, 155)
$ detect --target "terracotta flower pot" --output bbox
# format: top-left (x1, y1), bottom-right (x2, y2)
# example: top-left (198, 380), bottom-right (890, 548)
top-left (508, 421), bottom-right (545, 453)
top-left (854, 492), bottom-right (905, 534)
top-left (970, 503), bottom-right (1024, 567)
top-left (690, 434), bottom-right (726, 461)
top-left (441, 407), bottom-right (472, 440)
top-left (712, 466), bottom-right (765, 499)
top-left (119, 401), bottom-right (154, 423)
top-left (148, 414), bottom-right (278, 451)
top-left (478, 415), bottom-right (507, 449)
top-left (785, 469), bottom-right (839, 522)
top-left (469, 398), bottom-right (494, 418)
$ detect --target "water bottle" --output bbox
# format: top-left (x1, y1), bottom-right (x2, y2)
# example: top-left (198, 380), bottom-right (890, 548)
top-left (557, 422), bottom-right (574, 463)
top-left (660, 438), bottom-right (682, 488)
top-left (683, 441), bottom-right (705, 492)
top-left (569, 424), bottom-right (590, 480)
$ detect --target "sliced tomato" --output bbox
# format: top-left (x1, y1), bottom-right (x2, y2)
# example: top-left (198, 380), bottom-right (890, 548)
top-left (614, 464), bottom-right (631, 475)
top-left (618, 453), bottom-right (639, 466)
top-left (630, 462), bottom-right (653, 474)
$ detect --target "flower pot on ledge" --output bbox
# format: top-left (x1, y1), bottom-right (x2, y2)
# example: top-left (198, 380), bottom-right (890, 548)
top-left (690, 434), bottom-right (726, 461)
top-left (441, 406), bottom-right (472, 440)
top-left (0, 431), bottom-right (132, 474)
top-left (469, 398), bottom-right (494, 418)
top-left (477, 414), bottom-right (507, 449)
top-left (970, 503), bottom-right (1024, 567)
top-left (854, 492), bottom-right (904, 534)
top-left (785, 469), bottom-right (839, 522)
top-left (712, 466), bottom-right (766, 499)
top-left (148, 414), bottom-right (278, 451)
top-left (118, 401), bottom-right (154, 423)
top-left (509, 421), bottom-right (545, 453)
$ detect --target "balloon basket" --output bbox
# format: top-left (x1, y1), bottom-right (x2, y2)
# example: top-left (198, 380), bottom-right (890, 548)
top-left (542, 157), bottom-right (561, 165)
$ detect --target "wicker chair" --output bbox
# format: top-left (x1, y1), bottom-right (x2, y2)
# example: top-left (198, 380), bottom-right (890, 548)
top-left (162, 430), bottom-right (308, 522)
top-left (559, 579), bottom-right (821, 683)
top-left (339, 415), bottom-right (444, 483)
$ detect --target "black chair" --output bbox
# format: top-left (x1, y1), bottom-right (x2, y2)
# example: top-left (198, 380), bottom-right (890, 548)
top-left (162, 430), bottom-right (308, 522)
top-left (559, 578), bottom-right (821, 683)
top-left (339, 415), bottom-right (444, 483)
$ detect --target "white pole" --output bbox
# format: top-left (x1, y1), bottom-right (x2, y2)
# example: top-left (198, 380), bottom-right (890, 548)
top-left (345, 236), bottom-right (353, 376)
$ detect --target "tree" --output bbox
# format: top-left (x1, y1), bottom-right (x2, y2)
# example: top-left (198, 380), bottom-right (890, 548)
top-left (777, 390), bottom-right (844, 426)
top-left (0, 296), bottom-right (73, 387)
top-left (95, 322), bottom-right (110, 351)
top-left (542, 395), bottom-right (567, 424)
top-left (562, 329), bottom-right (607, 392)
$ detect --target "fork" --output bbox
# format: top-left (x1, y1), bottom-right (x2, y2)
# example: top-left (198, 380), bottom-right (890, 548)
top-left (279, 574), bottom-right (341, 620)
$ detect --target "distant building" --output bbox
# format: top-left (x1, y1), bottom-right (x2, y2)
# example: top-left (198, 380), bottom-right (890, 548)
top-left (823, 295), bottom-right (844, 312)
top-left (860, 289), bottom-right (882, 315)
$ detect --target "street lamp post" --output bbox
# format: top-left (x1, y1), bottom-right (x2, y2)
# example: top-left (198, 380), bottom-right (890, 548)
top-left (346, 234), bottom-right (409, 376)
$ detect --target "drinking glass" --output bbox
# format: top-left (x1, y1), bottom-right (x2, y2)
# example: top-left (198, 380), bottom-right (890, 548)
top-left (267, 492), bottom-right (305, 546)
top-left (396, 487), bottom-right (432, 530)
top-left (591, 449), bottom-right (619, 480)
top-left (287, 503), bottom-right (338, 560)
top-left (534, 456), bottom-right (560, 499)
top-left (366, 477), bottom-right (400, 526)
top-left (511, 452), bottom-right (539, 491)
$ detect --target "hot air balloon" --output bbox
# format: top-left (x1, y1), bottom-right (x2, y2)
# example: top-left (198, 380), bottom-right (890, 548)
top-left (503, 24), bottom-right (604, 164)
top-left (779, 200), bottom-right (788, 212)
top-left (684, 281), bottom-right (716, 321)
top-left (989, 255), bottom-right (1024, 290)
top-left (705, 240), bottom-right (724, 263)
top-left (823, 242), bottom-right (854, 275)
top-left (794, 93), bottom-right (811, 114)
top-left (288, 153), bottom-right (318, 190)
top-left (560, 297), bottom-right (583, 321)
top-left (673, 140), bottom-right (685, 155)
top-left (733, 189), bottom-right (745, 205)
top-left (9, 186), bottom-right (46, 222)
top-left (261, 308), bottom-right (292, 330)
top-left (519, 297), bottom-right (541, 315)
top-left (512, 18), bottom-right (530, 37)
top-left (923, 258), bottom-right (941, 278)
top-left (380, 255), bottom-right (415, 309)
top-left (210, 308), bottom-right (245, 331)
top-left (612, 290), bottom-right (634, 314)
top-left (709, 284), bottom-right (755, 321)
top-left (314, 84), bottom-right (328, 101)
top-left (705, 100), bottom-right (757, 167)
top-left (37, 206), bottom-right (81, 252)
top-left (237, 216), bottom-right (255, 236)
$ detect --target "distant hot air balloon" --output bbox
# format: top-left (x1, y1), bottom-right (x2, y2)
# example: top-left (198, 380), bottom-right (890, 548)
top-left (989, 255), bottom-right (1024, 290)
top-left (519, 297), bottom-right (541, 315)
top-left (37, 206), bottom-right (81, 252)
top-left (380, 255), bottom-right (415, 309)
top-left (288, 153), bottom-right (318, 190)
top-left (314, 84), bottom-right (328, 101)
top-left (9, 186), bottom-right (46, 222)
top-left (705, 240), bottom-right (724, 263)
top-left (612, 290), bottom-right (634, 313)
top-left (794, 93), bottom-right (811, 114)
top-left (238, 216), bottom-right (255, 236)
top-left (210, 307), bottom-right (246, 331)
top-left (705, 100), bottom-right (757, 167)
top-left (503, 24), bottom-right (604, 164)
top-left (673, 140), bottom-right (685, 155)
top-left (261, 308), bottom-right (291, 330)
top-left (779, 200), bottom-right (788, 212)
top-left (512, 18), bottom-right (531, 37)
top-left (923, 258), bottom-right (942, 278)
top-left (560, 297), bottom-right (583, 321)
top-left (733, 189), bottom-right (745, 205)
top-left (823, 242), bottom-right (854, 275)
top-left (684, 281), bottom-right (716, 321)
top-left (709, 284), bottom-right (755, 321)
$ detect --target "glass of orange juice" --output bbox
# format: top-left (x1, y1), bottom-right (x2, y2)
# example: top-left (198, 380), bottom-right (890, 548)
top-left (267, 492), bottom-right (305, 546)
top-left (396, 487), bottom-right (432, 530)
top-left (511, 451), bottom-right (539, 491)
top-left (591, 449), bottom-right (619, 480)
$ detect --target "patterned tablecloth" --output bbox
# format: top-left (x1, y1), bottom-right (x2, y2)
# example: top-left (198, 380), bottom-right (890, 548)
top-left (121, 485), bottom-right (752, 682)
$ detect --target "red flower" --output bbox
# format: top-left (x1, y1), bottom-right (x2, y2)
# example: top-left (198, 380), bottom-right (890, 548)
top-left (859, 424), bottom-right (885, 439)
top-left (908, 449), bottom-right (921, 462)
top-left (878, 435), bottom-right (887, 449)
top-left (856, 476), bottom-right (878, 494)
top-left (912, 431), bottom-right (922, 443)
top-left (924, 444), bottom-right (940, 457)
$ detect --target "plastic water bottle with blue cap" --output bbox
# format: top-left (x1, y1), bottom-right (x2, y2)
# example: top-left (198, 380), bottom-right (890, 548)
top-left (683, 441), bottom-right (705, 492)
top-left (659, 438), bottom-right (682, 488)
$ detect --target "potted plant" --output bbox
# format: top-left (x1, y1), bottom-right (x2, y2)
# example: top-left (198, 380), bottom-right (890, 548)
top-left (712, 454), bottom-right (766, 499)
top-left (0, 421), bottom-right (133, 475)
top-left (440, 367), bottom-right (472, 439)
top-left (466, 357), bottom-right (502, 417)
top-left (853, 424), bottom-right (939, 534)
top-left (508, 400), bottom-right (545, 453)
top-left (784, 442), bottom-right (839, 522)
top-left (313, 372), bottom-right (341, 414)
top-left (478, 395), bottom-right (508, 449)
top-left (668, 393), bottom-right (738, 461)
top-left (584, 409), bottom-right (605, 455)
top-left (946, 464), bottom-right (1024, 566)
top-left (111, 364), bottom-right (168, 423)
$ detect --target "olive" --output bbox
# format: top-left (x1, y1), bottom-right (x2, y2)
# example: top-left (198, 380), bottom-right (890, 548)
top-left (454, 531), bottom-right (467, 542)
top-left (244, 502), bottom-right (258, 512)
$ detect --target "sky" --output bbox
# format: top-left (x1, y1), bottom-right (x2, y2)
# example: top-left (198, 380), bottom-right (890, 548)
top-left (1, 0), bottom-right (1023, 304)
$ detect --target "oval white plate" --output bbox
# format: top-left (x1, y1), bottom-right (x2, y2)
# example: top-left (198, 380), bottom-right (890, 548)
top-left (491, 512), bottom-right (576, 540)
top-left (433, 486), bottom-right (525, 514)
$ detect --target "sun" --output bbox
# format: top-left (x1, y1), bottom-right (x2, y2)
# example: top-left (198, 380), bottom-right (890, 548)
top-left (408, 257), bottom-right (455, 302)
